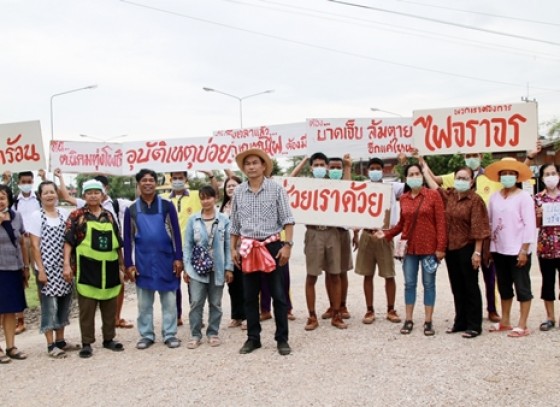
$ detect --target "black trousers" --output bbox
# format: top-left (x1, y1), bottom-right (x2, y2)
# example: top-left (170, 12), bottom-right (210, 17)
top-left (228, 265), bottom-right (245, 320)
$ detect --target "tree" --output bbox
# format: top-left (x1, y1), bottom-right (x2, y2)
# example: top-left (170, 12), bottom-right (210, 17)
top-left (75, 173), bottom-right (136, 200)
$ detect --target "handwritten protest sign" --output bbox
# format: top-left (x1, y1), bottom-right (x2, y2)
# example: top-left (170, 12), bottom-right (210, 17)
top-left (275, 177), bottom-right (393, 229)
top-left (50, 141), bottom-right (123, 175)
top-left (306, 118), bottom-right (413, 159)
top-left (413, 102), bottom-right (537, 156)
top-left (213, 122), bottom-right (307, 158)
top-left (542, 202), bottom-right (560, 226)
top-left (0, 121), bottom-right (46, 172)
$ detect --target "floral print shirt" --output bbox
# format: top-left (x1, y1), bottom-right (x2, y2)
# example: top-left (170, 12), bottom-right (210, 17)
top-left (534, 190), bottom-right (560, 259)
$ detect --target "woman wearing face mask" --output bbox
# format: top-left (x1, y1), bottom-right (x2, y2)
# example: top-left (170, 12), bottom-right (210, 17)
top-left (0, 184), bottom-right (29, 362)
top-left (220, 175), bottom-right (246, 328)
top-left (485, 158), bottom-right (536, 337)
top-left (533, 164), bottom-right (560, 332)
top-left (374, 164), bottom-right (447, 336)
top-left (424, 166), bottom-right (490, 338)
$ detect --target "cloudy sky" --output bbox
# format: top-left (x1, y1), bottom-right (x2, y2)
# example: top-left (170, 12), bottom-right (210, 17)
top-left (1, 0), bottom-right (559, 147)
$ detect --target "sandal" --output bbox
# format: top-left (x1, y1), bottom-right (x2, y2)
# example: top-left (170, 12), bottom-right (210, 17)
top-left (228, 319), bottom-right (242, 328)
top-left (507, 327), bottom-right (530, 337)
top-left (424, 321), bottom-right (435, 336)
top-left (103, 340), bottom-right (124, 352)
top-left (386, 310), bottom-right (401, 323)
top-left (116, 319), bottom-right (134, 329)
top-left (540, 320), bottom-right (555, 332)
top-left (79, 345), bottom-right (93, 359)
top-left (0, 348), bottom-right (11, 364)
top-left (186, 339), bottom-right (201, 349)
top-left (208, 336), bottom-right (221, 347)
top-left (462, 330), bottom-right (480, 339)
top-left (48, 347), bottom-right (67, 359)
top-left (489, 322), bottom-right (513, 332)
top-left (400, 320), bottom-right (414, 335)
top-left (56, 340), bottom-right (81, 351)
top-left (6, 347), bottom-right (28, 360)
top-left (445, 326), bottom-right (464, 334)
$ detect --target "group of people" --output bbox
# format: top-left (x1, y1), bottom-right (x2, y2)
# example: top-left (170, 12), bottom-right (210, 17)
top-left (0, 143), bottom-right (558, 362)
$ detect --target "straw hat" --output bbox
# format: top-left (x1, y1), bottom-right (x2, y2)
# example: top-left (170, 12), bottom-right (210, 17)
top-left (484, 157), bottom-right (533, 182)
top-left (235, 148), bottom-right (273, 177)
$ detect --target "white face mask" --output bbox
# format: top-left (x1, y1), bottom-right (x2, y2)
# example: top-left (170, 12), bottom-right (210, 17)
top-left (171, 180), bottom-right (185, 191)
top-left (544, 175), bottom-right (559, 190)
top-left (18, 184), bottom-right (33, 194)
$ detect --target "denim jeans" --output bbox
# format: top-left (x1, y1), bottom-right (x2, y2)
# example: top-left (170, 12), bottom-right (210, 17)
top-left (136, 287), bottom-right (177, 342)
top-left (40, 292), bottom-right (73, 334)
top-left (188, 274), bottom-right (224, 339)
top-left (402, 254), bottom-right (437, 307)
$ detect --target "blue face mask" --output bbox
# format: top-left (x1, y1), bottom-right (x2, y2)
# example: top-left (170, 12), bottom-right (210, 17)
top-left (454, 179), bottom-right (471, 192)
top-left (500, 175), bottom-right (517, 188)
top-left (368, 170), bottom-right (383, 182)
top-left (18, 184), bottom-right (33, 194)
top-left (328, 169), bottom-right (343, 180)
top-left (312, 167), bottom-right (327, 179)
top-left (464, 157), bottom-right (481, 171)
top-left (406, 177), bottom-right (423, 189)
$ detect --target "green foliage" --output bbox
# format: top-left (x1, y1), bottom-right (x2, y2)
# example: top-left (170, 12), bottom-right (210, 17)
top-left (271, 159), bottom-right (283, 176)
top-left (75, 173), bottom-right (136, 200)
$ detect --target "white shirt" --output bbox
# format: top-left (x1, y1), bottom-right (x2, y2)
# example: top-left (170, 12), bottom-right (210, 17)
top-left (13, 192), bottom-right (41, 231)
top-left (27, 208), bottom-right (70, 238)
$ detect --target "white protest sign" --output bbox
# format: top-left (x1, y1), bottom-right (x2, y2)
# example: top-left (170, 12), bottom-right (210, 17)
top-left (306, 118), bottom-right (369, 158)
top-left (413, 102), bottom-right (537, 156)
top-left (50, 141), bottom-right (123, 175)
top-left (542, 202), bottom-right (560, 226)
top-left (213, 122), bottom-right (307, 158)
top-left (0, 121), bottom-right (46, 172)
top-left (366, 117), bottom-right (414, 158)
top-left (275, 176), bottom-right (393, 229)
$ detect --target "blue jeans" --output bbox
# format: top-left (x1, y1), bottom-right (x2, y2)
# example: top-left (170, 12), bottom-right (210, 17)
top-left (136, 287), bottom-right (177, 342)
top-left (39, 292), bottom-right (73, 334)
top-left (403, 254), bottom-right (437, 307)
top-left (188, 276), bottom-right (224, 339)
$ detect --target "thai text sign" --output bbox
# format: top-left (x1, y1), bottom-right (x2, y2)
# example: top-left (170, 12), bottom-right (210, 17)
top-left (50, 141), bottom-right (123, 174)
top-left (542, 202), bottom-right (560, 226)
top-left (306, 118), bottom-right (413, 158)
top-left (213, 122), bottom-right (307, 158)
top-left (413, 102), bottom-right (537, 156)
top-left (0, 121), bottom-right (46, 172)
top-left (275, 177), bottom-right (393, 229)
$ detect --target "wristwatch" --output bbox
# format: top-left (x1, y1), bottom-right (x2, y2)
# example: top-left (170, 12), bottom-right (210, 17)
top-left (284, 240), bottom-right (294, 247)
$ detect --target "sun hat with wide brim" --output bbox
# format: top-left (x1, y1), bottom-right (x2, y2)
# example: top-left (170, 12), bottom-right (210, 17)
top-left (235, 148), bottom-right (273, 177)
top-left (484, 157), bottom-right (533, 183)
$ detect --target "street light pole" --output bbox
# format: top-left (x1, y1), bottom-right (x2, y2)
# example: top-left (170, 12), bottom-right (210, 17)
top-left (370, 107), bottom-right (403, 117)
top-left (203, 87), bottom-right (274, 128)
top-left (50, 85), bottom-right (98, 141)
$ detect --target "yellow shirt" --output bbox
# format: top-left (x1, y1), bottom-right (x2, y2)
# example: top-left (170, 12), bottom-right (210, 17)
top-left (441, 172), bottom-right (502, 206)
top-left (164, 190), bottom-right (201, 233)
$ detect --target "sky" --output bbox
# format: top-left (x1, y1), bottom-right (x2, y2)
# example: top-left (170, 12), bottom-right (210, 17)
top-left (1, 0), bottom-right (559, 149)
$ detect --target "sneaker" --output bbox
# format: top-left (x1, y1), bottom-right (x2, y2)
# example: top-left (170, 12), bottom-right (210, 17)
top-left (362, 311), bottom-right (376, 324)
top-left (321, 308), bottom-right (333, 319)
top-left (386, 309), bottom-right (402, 323)
top-left (277, 341), bottom-right (291, 356)
top-left (331, 314), bottom-right (348, 329)
top-left (340, 306), bottom-right (351, 319)
top-left (239, 339), bottom-right (262, 354)
top-left (305, 316), bottom-right (319, 331)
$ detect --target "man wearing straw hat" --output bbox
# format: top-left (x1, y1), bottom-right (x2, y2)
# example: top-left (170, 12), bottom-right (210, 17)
top-left (230, 148), bottom-right (295, 355)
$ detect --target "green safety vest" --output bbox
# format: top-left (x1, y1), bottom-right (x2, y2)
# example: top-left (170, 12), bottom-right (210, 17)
top-left (75, 219), bottom-right (121, 300)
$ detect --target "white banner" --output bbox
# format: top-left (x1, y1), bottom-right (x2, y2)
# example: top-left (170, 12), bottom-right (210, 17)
top-left (50, 141), bottom-right (123, 175)
top-left (542, 202), bottom-right (560, 226)
top-left (413, 102), bottom-right (537, 156)
top-left (0, 121), bottom-right (46, 172)
top-left (275, 176), bottom-right (393, 229)
top-left (306, 117), bottom-right (414, 159)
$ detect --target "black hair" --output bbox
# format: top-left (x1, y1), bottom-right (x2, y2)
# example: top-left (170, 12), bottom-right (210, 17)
top-left (17, 171), bottom-right (33, 181)
top-left (402, 163), bottom-right (427, 193)
top-left (538, 163), bottom-right (560, 191)
top-left (368, 158), bottom-right (384, 168)
top-left (170, 171), bottom-right (188, 178)
top-left (309, 152), bottom-right (328, 166)
top-left (94, 175), bottom-right (109, 187)
top-left (135, 168), bottom-right (158, 183)
top-left (453, 166), bottom-right (476, 190)
top-left (37, 181), bottom-right (58, 201)
top-left (0, 184), bottom-right (14, 208)
top-left (199, 185), bottom-right (217, 199)
top-left (328, 157), bottom-right (343, 163)
top-left (220, 176), bottom-right (242, 213)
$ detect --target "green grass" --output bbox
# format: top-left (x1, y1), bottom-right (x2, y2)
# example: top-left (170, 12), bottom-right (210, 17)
top-left (24, 275), bottom-right (40, 309)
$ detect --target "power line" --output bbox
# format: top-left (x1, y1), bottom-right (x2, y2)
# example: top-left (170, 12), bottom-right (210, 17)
top-left (385, 0), bottom-right (560, 28)
top-left (229, 0), bottom-right (560, 62)
top-left (328, 0), bottom-right (560, 47)
top-left (119, 0), bottom-right (560, 93)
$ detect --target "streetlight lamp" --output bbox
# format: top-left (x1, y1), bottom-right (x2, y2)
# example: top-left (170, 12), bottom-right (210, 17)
top-left (50, 85), bottom-right (98, 141)
top-left (203, 87), bottom-right (274, 128)
top-left (79, 134), bottom-right (127, 142)
top-left (370, 107), bottom-right (403, 117)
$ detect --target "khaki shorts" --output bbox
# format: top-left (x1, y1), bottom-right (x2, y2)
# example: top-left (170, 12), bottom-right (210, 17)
top-left (338, 228), bottom-right (354, 272)
top-left (354, 231), bottom-right (395, 278)
top-left (304, 227), bottom-right (341, 276)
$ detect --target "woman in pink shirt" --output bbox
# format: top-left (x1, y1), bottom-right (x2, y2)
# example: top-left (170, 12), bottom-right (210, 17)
top-left (486, 158), bottom-right (536, 337)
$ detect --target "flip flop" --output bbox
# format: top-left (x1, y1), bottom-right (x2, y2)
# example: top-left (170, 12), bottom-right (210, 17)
top-left (488, 322), bottom-right (513, 332)
top-left (507, 327), bottom-right (530, 337)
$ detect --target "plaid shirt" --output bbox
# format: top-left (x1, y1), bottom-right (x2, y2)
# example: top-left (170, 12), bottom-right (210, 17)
top-left (230, 178), bottom-right (294, 240)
